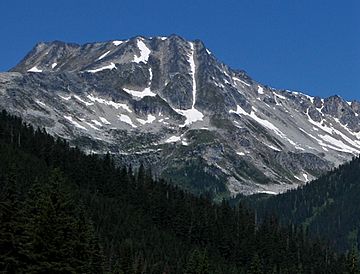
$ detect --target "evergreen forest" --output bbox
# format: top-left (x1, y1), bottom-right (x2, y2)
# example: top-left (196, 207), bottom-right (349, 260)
top-left (0, 110), bottom-right (359, 273)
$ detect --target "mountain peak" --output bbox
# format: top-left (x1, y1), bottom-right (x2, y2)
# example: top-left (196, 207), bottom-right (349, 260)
top-left (1, 35), bottom-right (360, 198)
top-left (10, 35), bottom-right (209, 74)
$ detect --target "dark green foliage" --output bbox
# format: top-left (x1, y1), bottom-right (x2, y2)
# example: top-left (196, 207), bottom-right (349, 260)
top-left (184, 248), bottom-right (209, 274)
top-left (0, 110), bottom-right (355, 273)
top-left (162, 158), bottom-right (228, 198)
top-left (0, 154), bottom-right (104, 272)
top-left (346, 248), bottom-right (360, 274)
top-left (248, 155), bottom-right (360, 252)
top-left (247, 253), bottom-right (262, 274)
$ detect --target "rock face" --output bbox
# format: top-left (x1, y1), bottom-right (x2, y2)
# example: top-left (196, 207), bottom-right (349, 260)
top-left (1, 35), bottom-right (360, 198)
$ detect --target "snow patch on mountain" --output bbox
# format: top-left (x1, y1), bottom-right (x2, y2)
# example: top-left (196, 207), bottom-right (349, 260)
top-left (98, 50), bottom-right (111, 60)
top-left (257, 85), bottom-right (264, 94)
top-left (99, 117), bottom-right (111, 125)
top-left (28, 66), bottom-right (42, 73)
top-left (265, 143), bottom-right (282, 151)
top-left (233, 77), bottom-right (251, 87)
top-left (118, 114), bottom-right (137, 128)
top-left (165, 136), bottom-right (181, 143)
top-left (123, 66), bottom-right (155, 99)
top-left (59, 95), bottom-right (71, 101)
top-left (87, 94), bottom-right (132, 112)
top-left (149, 68), bottom-right (153, 81)
top-left (137, 114), bottom-right (156, 125)
top-left (189, 42), bottom-right (197, 108)
top-left (113, 40), bottom-right (124, 46)
top-left (64, 115), bottom-right (87, 130)
top-left (319, 134), bottom-right (359, 154)
top-left (36, 100), bottom-right (46, 107)
top-left (87, 62), bottom-right (116, 73)
top-left (291, 91), bottom-right (314, 103)
top-left (85, 121), bottom-right (100, 131)
top-left (274, 92), bottom-right (286, 100)
top-left (73, 95), bottom-right (94, 106)
top-left (230, 105), bottom-right (300, 148)
top-left (133, 39), bottom-right (151, 64)
top-left (176, 108), bottom-right (204, 127)
top-left (259, 190), bottom-right (277, 195)
top-left (91, 120), bottom-right (103, 127)
top-left (305, 109), bottom-right (360, 154)
top-left (123, 87), bottom-right (156, 98)
top-left (174, 42), bottom-right (204, 126)
top-left (182, 140), bottom-right (189, 146)
top-left (303, 173), bottom-right (309, 182)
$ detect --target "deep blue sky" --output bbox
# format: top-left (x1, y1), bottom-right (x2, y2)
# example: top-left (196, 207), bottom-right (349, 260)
top-left (1, 0), bottom-right (359, 100)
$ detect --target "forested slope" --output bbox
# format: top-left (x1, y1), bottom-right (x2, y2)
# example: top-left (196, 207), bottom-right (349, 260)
top-left (0, 110), bottom-right (357, 273)
top-left (247, 155), bottom-right (360, 252)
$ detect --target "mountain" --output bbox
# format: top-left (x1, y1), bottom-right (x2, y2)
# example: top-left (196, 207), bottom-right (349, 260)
top-left (244, 155), bottom-right (360, 252)
top-left (0, 110), bottom-right (352, 273)
top-left (1, 35), bottom-right (360, 198)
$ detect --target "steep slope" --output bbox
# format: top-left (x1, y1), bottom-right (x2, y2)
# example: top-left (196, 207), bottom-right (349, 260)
top-left (0, 110), bottom-right (351, 273)
top-left (246, 155), bottom-right (360, 251)
top-left (1, 35), bottom-right (360, 198)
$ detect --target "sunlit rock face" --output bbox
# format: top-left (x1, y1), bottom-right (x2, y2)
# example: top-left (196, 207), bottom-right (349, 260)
top-left (1, 35), bottom-right (360, 198)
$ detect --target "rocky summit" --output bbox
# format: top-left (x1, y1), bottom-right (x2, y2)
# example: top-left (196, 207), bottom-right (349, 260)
top-left (1, 35), bottom-right (359, 199)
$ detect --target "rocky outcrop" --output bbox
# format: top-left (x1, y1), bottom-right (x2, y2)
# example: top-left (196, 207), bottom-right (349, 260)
top-left (0, 35), bottom-right (359, 198)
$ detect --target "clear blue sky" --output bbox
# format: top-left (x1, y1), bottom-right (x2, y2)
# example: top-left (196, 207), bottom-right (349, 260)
top-left (1, 0), bottom-right (359, 100)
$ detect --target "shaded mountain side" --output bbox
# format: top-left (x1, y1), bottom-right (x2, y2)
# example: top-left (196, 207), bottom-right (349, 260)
top-left (0, 110), bottom-right (355, 273)
top-left (240, 155), bottom-right (360, 252)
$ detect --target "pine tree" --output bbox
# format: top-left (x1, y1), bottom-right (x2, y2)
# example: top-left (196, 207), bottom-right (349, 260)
top-left (346, 248), bottom-right (360, 274)
top-left (119, 239), bottom-right (134, 274)
top-left (184, 248), bottom-right (209, 274)
top-left (20, 169), bottom-right (104, 273)
top-left (247, 253), bottom-right (262, 274)
top-left (0, 163), bottom-right (29, 272)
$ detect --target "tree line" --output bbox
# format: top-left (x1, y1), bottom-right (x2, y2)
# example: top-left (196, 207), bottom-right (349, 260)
top-left (0, 109), bottom-right (358, 273)
top-left (244, 152), bottom-right (360, 254)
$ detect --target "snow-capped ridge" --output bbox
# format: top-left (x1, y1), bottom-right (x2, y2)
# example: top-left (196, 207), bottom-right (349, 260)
top-left (3, 34), bottom-right (360, 198)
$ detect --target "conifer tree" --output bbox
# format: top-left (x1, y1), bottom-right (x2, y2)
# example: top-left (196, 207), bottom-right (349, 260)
top-left (347, 248), bottom-right (360, 274)
top-left (247, 253), bottom-right (262, 274)
top-left (185, 248), bottom-right (209, 274)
